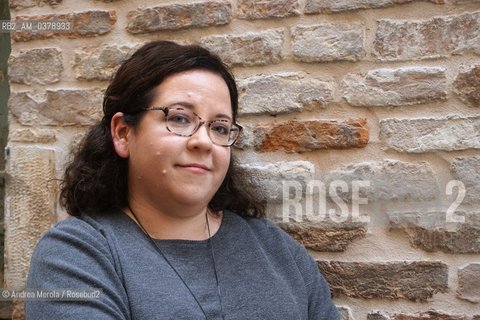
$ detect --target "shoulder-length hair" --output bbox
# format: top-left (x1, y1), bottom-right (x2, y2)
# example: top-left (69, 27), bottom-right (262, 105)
top-left (60, 41), bottom-right (264, 218)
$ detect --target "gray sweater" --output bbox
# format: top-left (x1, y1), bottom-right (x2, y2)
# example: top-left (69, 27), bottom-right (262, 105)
top-left (26, 210), bottom-right (339, 319)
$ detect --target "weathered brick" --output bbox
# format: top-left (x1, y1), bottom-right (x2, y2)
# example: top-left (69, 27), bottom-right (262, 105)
top-left (8, 48), bottom-right (63, 85)
top-left (292, 23), bottom-right (365, 62)
top-left (379, 116), bottom-right (480, 153)
top-left (10, 0), bottom-right (62, 9)
top-left (238, 72), bottom-right (334, 115)
top-left (236, 0), bottom-right (300, 20)
top-left (317, 260), bottom-right (449, 301)
top-left (200, 29), bottom-right (284, 67)
top-left (453, 64), bottom-right (480, 108)
top-left (10, 129), bottom-right (57, 143)
top-left (305, 0), bottom-right (443, 14)
top-left (323, 160), bottom-right (439, 202)
top-left (4, 146), bottom-right (56, 290)
top-left (11, 301), bottom-right (24, 320)
top-left (342, 67), bottom-right (447, 107)
top-left (126, 1), bottom-right (231, 34)
top-left (73, 44), bottom-right (138, 81)
top-left (389, 211), bottom-right (480, 253)
top-left (458, 263), bottom-right (480, 303)
top-left (234, 161), bottom-right (315, 203)
top-left (368, 311), bottom-right (471, 320)
top-left (0, 299), bottom-right (12, 320)
top-left (254, 119), bottom-right (369, 153)
top-left (279, 221), bottom-right (367, 252)
top-left (337, 306), bottom-right (355, 320)
top-left (373, 12), bottom-right (480, 61)
top-left (233, 123), bottom-right (253, 150)
top-left (451, 156), bottom-right (480, 206)
top-left (12, 11), bottom-right (117, 42)
top-left (453, 0), bottom-right (480, 3)
top-left (9, 89), bottom-right (103, 126)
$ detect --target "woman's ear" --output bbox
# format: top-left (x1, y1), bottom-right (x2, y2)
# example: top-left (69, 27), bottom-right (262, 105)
top-left (111, 112), bottom-right (130, 158)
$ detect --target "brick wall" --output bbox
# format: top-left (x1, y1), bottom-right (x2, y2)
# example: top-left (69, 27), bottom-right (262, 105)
top-left (5, 0), bottom-right (480, 319)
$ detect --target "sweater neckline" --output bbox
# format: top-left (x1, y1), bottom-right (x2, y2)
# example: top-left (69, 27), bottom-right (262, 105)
top-left (117, 208), bottom-right (230, 246)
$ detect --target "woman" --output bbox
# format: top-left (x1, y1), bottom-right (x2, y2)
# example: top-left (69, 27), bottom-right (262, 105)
top-left (25, 41), bottom-right (339, 319)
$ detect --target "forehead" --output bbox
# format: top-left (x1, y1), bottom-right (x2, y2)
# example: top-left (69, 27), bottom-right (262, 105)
top-left (150, 69), bottom-right (232, 115)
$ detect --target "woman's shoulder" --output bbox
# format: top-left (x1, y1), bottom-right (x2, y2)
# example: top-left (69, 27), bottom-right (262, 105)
top-left (224, 211), bottom-right (303, 256)
top-left (31, 211), bottom-right (127, 262)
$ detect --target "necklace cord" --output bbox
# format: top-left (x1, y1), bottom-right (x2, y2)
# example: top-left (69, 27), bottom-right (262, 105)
top-left (126, 205), bottom-right (225, 320)
top-left (205, 212), bottom-right (226, 320)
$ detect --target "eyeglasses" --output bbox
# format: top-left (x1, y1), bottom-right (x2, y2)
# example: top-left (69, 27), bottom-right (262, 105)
top-left (143, 106), bottom-right (242, 147)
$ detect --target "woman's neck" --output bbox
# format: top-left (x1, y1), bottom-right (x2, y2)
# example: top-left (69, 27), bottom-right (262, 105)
top-left (124, 201), bottom-right (222, 241)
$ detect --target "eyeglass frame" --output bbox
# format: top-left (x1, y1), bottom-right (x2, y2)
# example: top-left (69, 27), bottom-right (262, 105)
top-left (133, 106), bottom-right (243, 147)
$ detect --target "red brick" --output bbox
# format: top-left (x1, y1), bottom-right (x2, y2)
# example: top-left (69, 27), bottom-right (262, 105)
top-left (254, 119), bottom-right (369, 153)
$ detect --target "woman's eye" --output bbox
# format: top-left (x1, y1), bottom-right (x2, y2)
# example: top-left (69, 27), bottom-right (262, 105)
top-left (169, 114), bottom-right (190, 124)
top-left (211, 123), bottom-right (230, 136)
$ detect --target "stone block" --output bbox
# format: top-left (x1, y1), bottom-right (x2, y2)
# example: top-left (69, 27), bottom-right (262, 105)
top-left (126, 1), bottom-right (231, 34)
top-left (232, 123), bottom-right (253, 150)
top-left (278, 221), bottom-right (367, 252)
top-left (234, 161), bottom-right (315, 203)
top-left (373, 12), bottom-right (480, 61)
top-left (8, 48), bottom-right (63, 85)
top-left (73, 44), bottom-right (139, 81)
top-left (254, 119), bottom-right (369, 153)
top-left (451, 156), bottom-right (480, 206)
top-left (389, 211), bottom-right (480, 253)
top-left (317, 260), bottom-right (449, 301)
top-left (236, 0), bottom-right (300, 19)
top-left (12, 11), bottom-right (116, 42)
top-left (292, 23), bottom-right (365, 62)
top-left (11, 301), bottom-right (24, 320)
top-left (9, 89), bottom-right (103, 126)
top-left (458, 263), bottom-right (480, 303)
top-left (305, 0), bottom-right (443, 13)
top-left (323, 160), bottom-right (440, 202)
top-left (10, 129), bottom-right (57, 143)
top-left (10, 0), bottom-right (62, 9)
top-left (379, 116), bottom-right (480, 153)
top-left (453, 64), bottom-right (480, 108)
top-left (200, 29), bottom-right (284, 67)
top-left (368, 310), bottom-right (472, 320)
top-left (238, 72), bottom-right (334, 115)
top-left (4, 146), bottom-right (56, 290)
top-left (342, 67), bottom-right (447, 107)
top-left (337, 306), bottom-right (355, 320)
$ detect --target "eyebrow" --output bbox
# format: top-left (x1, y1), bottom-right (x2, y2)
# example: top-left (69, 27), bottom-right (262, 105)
top-left (165, 101), bottom-right (233, 122)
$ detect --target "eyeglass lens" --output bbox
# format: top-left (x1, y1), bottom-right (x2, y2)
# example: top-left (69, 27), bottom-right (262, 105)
top-left (165, 107), bottom-right (239, 146)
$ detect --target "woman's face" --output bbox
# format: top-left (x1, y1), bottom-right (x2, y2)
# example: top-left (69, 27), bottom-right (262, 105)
top-left (120, 69), bottom-right (232, 215)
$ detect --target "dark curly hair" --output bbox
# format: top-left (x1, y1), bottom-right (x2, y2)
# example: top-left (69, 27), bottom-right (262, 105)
top-left (60, 40), bottom-right (264, 218)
